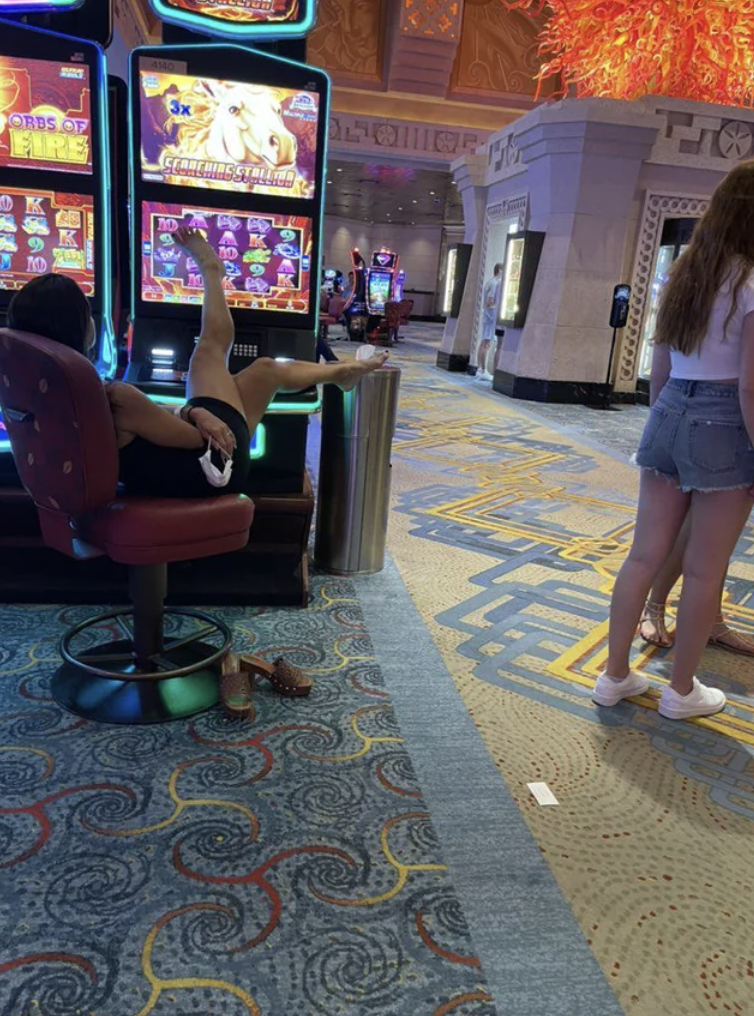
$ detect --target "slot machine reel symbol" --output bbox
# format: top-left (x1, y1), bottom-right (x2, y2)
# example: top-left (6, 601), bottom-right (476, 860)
top-left (246, 248), bottom-right (272, 265)
top-left (279, 229), bottom-right (296, 242)
top-left (0, 235), bottom-right (18, 254)
top-left (28, 236), bottom-right (45, 253)
top-left (247, 218), bottom-right (272, 236)
top-left (245, 277), bottom-right (271, 293)
top-left (274, 242), bottom-right (301, 259)
top-left (249, 264), bottom-right (266, 277)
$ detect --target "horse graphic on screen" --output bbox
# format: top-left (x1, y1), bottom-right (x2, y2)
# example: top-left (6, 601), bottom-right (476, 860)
top-left (154, 79), bottom-right (312, 198)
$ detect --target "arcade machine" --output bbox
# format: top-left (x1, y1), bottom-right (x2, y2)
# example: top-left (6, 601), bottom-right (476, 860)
top-left (343, 246), bottom-right (368, 339)
top-left (0, 6), bottom-right (117, 601)
top-left (127, 42), bottom-right (327, 496)
top-left (322, 267), bottom-right (342, 296)
top-left (366, 247), bottom-right (399, 316)
top-left (123, 0), bottom-right (328, 603)
top-left (394, 267), bottom-right (406, 302)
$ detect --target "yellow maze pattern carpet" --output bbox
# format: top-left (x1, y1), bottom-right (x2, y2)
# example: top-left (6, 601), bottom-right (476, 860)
top-left (387, 330), bottom-right (754, 1016)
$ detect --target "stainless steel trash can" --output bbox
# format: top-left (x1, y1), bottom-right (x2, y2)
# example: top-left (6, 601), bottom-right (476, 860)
top-left (314, 365), bottom-right (401, 574)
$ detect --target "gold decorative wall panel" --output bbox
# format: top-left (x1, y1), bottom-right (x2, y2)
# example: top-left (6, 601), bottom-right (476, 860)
top-left (307, 0), bottom-right (385, 82)
top-left (451, 0), bottom-right (551, 99)
top-left (401, 0), bottom-right (463, 40)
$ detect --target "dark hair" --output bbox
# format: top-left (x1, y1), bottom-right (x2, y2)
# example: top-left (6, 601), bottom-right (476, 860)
top-left (494, 263), bottom-right (504, 275)
top-left (7, 274), bottom-right (92, 353)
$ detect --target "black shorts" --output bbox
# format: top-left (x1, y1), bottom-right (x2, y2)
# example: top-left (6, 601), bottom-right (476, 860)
top-left (119, 397), bottom-right (252, 498)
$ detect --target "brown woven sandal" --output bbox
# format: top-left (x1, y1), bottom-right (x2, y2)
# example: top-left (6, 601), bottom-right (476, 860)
top-left (708, 622), bottom-right (754, 657)
top-left (219, 653), bottom-right (255, 720)
top-left (240, 654), bottom-right (313, 698)
top-left (639, 601), bottom-right (674, 648)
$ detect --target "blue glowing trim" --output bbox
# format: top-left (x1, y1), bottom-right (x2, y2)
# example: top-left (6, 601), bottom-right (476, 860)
top-left (0, 0), bottom-right (82, 9)
top-left (95, 42), bottom-right (116, 380)
top-left (148, 0), bottom-right (315, 40)
top-left (316, 69), bottom-right (332, 353)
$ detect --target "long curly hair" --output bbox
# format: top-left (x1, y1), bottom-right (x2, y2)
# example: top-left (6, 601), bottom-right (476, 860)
top-left (655, 161), bottom-right (754, 355)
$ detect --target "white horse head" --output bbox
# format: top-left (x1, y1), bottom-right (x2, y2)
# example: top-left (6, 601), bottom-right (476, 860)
top-left (202, 82), bottom-right (298, 168)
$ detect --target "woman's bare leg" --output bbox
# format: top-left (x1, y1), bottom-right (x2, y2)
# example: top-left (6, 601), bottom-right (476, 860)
top-left (231, 354), bottom-right (389, 435)
top-left (639, 510), bottom-right (689, 646)
top-left (670, 489), bottom-right (752, 695)
top-left (606, 471), bottom-right (690, 679)
top-left (174, 226), bottom-right (247, 415)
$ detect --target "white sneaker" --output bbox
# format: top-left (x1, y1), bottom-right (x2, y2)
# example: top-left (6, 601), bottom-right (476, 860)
top-left (475, 371), bottom-right (492, 383)
top-left (658, 677), bottom-right (726, 720)
top-left (592, 670), bottom-right (650, 707)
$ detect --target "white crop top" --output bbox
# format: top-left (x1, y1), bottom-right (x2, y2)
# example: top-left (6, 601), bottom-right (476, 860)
top-left (669, 268), bottom-right (754, 380)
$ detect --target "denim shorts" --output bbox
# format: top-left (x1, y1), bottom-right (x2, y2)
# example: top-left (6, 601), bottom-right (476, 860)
top-left (635, 379), bottom-right (754, 492)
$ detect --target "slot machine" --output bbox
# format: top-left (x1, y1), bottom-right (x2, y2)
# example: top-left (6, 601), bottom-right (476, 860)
top-left (126, 43), bottom-right (328, 493)
top-left (394, 269), bottom-right (406, 302)
top-left (366, 247), bottom-right (399, 315)
top-left (0, 14), bottom-right (114, 474)
top-left (322, 267), bottom-right (342, 296)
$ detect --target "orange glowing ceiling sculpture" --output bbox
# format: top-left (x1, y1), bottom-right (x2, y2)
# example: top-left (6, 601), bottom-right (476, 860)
top-left (501, 0), bottom-right (754, 106)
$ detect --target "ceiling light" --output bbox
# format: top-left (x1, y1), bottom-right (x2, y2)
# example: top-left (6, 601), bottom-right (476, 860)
top-left (412, 200), bottom-right (417, 204)
top-left (398, 206), bottom-right (403, 210)
top-left (327, 179), bottom-right (333, 184)
top-left (336, 168), bottom-right (343, 172)
top-left (429, 191), bottom-right (435, 195)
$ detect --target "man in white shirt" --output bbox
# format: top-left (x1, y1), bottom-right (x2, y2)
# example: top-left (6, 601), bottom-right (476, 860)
top-left (476, 263), bottom-right (503, 381)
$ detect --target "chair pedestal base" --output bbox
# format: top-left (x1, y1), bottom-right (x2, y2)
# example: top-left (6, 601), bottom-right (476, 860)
top-left (52, 640), bottom-right (221, 724)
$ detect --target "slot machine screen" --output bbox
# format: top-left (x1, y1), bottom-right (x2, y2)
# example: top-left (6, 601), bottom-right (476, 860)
top-left (138, 67), bottom-right (319, 200)
top-left (141, 201), bottom-right (312, 314)
top-left (367, 269), bottom-right (392, 314)
top-left (155, 0), bottom-right (303, 24)
top-left (0, 55), bottom-right (92, 175)
top-left (0, 187), bottom-right (95, 295)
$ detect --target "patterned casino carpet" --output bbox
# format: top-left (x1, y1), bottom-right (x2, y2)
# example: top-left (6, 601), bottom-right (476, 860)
top-left (384, 326), bottom-right (754, 1016)
top-left (0, 587), bottom-right (495, 1016)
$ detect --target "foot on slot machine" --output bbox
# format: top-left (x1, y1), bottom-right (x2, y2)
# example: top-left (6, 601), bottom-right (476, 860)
top-left (173, 226), bottom-right (223, 274)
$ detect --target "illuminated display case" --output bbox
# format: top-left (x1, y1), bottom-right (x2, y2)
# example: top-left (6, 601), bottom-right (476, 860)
top-left (638, 217), bottom-right (696, 380)
top-left (497, 230), bottom-right (545, 330)
top-left (441, 242), bottom-right (472, 318)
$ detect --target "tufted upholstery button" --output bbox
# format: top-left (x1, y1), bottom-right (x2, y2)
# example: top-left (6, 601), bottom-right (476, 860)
top-left (39, 379), bottom-right (48, 393)
top-left (27, 452), bottom-right (34, 465)
top-left (63, 461), bottom-right (72, 474)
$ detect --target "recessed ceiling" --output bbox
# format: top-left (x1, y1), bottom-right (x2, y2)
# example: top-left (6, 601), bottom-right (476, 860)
top-left (324, 159), bottom-right (463, 227)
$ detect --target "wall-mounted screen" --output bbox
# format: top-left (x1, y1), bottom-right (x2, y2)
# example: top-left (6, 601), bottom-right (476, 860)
top-left (0, 55), bottom-right (92, 175)
top-left (141, 201), bottom-right (312, 314)
top-left (139, 67), bottom-right (319, 200)
top-left (372, 250), bottom-right (397, 270)
top-left (0, 187), bottom-right (95, 295)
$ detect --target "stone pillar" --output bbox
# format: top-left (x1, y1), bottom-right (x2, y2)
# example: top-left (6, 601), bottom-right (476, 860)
top-left (493, 103), bottom-right (660, 401)
top-left (437, 152), bottom-right (488, 371)
top-left (385, 0), bottom-right (465, 96)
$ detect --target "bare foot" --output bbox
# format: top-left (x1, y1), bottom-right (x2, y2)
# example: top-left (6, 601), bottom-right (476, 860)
top-left (174, 225), bottom-right (223, 274)
top-left (338, 351), bottom-right (390, 391)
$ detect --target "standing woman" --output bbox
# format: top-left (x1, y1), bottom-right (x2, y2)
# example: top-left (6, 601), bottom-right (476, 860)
top-left (594, 161), bottom-right (754, 720)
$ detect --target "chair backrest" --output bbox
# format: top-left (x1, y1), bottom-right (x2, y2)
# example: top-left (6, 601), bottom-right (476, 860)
top-left (399, 299), bottom-right (414, 322)
top-left (327, 295), bottom-right (346, 318)
top-left (384, 301), bottom-right (402, 328)
top-left (0, 329), bottom-right (119, 525)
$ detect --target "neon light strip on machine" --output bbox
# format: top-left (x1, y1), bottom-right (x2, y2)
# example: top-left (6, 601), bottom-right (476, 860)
top-left (0, 0), bottom-right (83, 8)
top-left (148, 0), bottom-right (316, 39)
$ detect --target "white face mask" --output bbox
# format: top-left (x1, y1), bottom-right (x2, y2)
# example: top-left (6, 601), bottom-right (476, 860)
top-left (199, 440), bottom-right (233, 488)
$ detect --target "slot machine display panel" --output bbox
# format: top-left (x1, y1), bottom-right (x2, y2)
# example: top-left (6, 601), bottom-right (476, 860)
top-left (0, 20), bottom-right (114, 459)
top-left (148, 0), bottom-right (316, 41)
top-left (366, 268), bottom-right (392, 315)
top-left (0, 0), bottom-right (112, 47)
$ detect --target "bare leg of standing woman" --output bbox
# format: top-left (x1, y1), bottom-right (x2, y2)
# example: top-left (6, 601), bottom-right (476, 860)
top-left (593, 471), bottom-right (690, 707)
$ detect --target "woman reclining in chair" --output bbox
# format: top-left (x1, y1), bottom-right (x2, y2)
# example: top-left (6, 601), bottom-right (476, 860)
top-left (7, 226), bottom-right (388, 717)
top-left (8, 227), bottom-right (387, 498)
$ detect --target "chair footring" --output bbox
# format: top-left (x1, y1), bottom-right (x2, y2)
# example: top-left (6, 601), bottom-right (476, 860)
top-left (52, 641), bottom-right (221, 724)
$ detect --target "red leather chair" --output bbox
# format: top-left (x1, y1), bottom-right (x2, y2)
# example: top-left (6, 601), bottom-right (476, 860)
top-left (0, 328), bottom-right (254, 725)
top-left (318, 294), bottom-right (347, 343)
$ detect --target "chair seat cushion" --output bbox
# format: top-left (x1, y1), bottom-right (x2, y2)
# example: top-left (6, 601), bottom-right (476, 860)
top-left (79, 494), bottom-right (254, 565)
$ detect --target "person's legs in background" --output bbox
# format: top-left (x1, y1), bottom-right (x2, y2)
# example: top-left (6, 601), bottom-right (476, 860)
top-left (641, 506), bottom-right (754, 655)
top-left (316, 338), bottom-right (339, 363)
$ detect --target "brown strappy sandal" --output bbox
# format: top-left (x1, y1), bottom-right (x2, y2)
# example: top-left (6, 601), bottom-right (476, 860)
top-left (219, 653), bottom-right (255, 721)
top-left (240, 654), bottom-right (313, 698)
top-left (708, 621), bottom-right (754, 657)
top-left (639, 601), bottom-right (674, 648)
